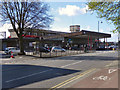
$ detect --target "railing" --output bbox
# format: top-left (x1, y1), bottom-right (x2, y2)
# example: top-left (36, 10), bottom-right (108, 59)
top-left (25, 49), bottom-right (96, 58)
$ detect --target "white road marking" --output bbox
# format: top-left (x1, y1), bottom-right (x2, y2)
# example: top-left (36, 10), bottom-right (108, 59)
top-left (0, 59), bottom-right (11, 61)
top-left (5, 69), bottom-right (53, 83)
top-left (19, 57), bottom-right (22, 58)
top-left (5, 61), bottom-right (82, 83)
top-left (60, 61), bottom-right (82, 68)
top-left (93, 75), bottom-right (110, 81)
top-left (108, 69), bottom-right (117, 74)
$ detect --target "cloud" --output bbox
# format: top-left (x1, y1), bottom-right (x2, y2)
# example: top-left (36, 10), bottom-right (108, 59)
top-left (50, 8), bottom-right (57, 14)
top-left (54, 17), bottom-right (61, 22)
top-left (100, 29), bottom-right (104, 32)
top-left (81, 25), bottom-right (92, 31)
top-left (100, 27), bottom-right (118, 42)
top-left (50, 26), bottom-right (70, 32)
top-left (85, 25), bottom-right (90, 30)
top-left (102, 32), bottom-right (118, 42)
top-left (58, 5), bottom-right (88, 16)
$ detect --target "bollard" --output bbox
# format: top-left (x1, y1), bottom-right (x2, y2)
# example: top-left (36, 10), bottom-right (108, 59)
top-left (113, 48), bottom-right (114, 51)
top-left (10, 51), bottom-right (14, 58)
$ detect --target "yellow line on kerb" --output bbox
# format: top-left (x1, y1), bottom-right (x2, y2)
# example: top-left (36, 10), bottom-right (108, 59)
top-left (49, 68), bottom-right (96, 90)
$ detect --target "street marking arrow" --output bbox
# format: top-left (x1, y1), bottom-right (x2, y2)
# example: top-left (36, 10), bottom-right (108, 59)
top-left (108, 69), bottom-right (117, 74)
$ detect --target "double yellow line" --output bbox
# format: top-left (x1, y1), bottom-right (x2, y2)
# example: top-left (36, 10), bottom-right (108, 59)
top-left (49, 68), bottom-right (96, 90)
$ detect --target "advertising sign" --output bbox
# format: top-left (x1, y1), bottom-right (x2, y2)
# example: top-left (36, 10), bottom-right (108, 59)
top-left (0, 32), bottom-right (6, 39)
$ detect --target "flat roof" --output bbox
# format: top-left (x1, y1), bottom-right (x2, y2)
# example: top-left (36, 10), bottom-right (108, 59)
top-left (43, 30), bottom-right (111, 40)
top-left (8, 29), bottom-right (111, 40)
top-left (8, 28), bottom-right (67, 34)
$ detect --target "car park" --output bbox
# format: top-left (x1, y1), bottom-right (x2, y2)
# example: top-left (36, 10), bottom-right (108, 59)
top-left (5, 47), bottom-right (20, 54)
top-left (51, 46), bottom-right (66, 52)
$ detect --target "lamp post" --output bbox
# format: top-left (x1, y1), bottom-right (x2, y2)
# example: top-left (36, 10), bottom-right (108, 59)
top-left (98, 21), bottom-right (103, 48)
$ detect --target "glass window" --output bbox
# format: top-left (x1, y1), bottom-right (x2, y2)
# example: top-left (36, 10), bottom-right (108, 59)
top-left (34, 33), bottom-right (37, 36)
top-left (28, 32), bottom-right (31, 35)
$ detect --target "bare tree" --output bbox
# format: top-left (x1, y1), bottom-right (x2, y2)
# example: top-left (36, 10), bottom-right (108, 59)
top-left (0, 1), bottom-right (53, 55)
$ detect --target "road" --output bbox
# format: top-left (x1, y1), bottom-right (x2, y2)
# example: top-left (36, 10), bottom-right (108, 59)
top-left (2, 50), bottom-right (118, 89)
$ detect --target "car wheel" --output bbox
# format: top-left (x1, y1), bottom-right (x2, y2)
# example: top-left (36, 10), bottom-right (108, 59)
top-left (8, 51), bottom-right (11, 55)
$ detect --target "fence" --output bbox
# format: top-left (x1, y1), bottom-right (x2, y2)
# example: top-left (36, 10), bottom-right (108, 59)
top-left (25, 49), bottom-right (96, 58)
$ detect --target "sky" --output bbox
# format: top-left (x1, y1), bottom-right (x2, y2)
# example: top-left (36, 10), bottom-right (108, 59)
top-left (0, 1), bottom-right (118, 42)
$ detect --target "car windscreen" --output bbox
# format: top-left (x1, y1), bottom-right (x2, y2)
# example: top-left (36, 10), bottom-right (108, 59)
top-left (11, 48), bottom-right (16, 50)
top-left (5, 48), bottom-right (8, 50)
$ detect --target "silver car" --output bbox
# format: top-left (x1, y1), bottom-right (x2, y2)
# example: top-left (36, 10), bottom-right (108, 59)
top-left (51, 46), bottom-right (66, 52)
top-left (5, 47), bottom-right (20, 54)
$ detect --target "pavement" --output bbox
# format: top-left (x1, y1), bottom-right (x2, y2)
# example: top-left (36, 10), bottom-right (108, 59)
top-left (0, 50), bottom-right (115, 65)
top-left (0, 49), bottom-right (113, 59)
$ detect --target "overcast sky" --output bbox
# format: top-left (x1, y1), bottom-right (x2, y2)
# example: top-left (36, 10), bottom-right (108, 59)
top-left (0, 1), bottom-right (118, 42)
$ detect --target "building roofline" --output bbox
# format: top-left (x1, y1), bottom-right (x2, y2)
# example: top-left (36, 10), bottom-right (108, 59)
top-left (8, 28), bottom-right (68, 34)
top-left (81, 30), bottom-right (111, 38)
top-left (8, 28), bottom-right (111, 39)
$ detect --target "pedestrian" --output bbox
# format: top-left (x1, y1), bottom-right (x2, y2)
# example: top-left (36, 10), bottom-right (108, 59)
top-left (10, 51), bottom-right (14, 58)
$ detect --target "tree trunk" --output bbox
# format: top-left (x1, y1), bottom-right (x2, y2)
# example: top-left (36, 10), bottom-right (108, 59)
top-left (18, 35), bottom-right (25, 55)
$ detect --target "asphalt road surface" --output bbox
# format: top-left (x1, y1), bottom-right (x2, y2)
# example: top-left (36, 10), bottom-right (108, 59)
top-left (2, 50), bottom-right (118, 89)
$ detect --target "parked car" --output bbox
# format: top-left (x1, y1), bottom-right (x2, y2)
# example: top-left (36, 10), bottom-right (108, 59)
top-left (51, 46), bottom-right (66, 52)
top-left (96, 46), bottom-right (105, 50)
top-left (5, 47), bottom-right (20, 54)
top-left (70, 46), bottom-right (80, 50)
top-left (108, 45), bottom-right (118, 50)
top-left (39, 47), bottom-right (50, 53)
top-left (105, 46), bottom-right (109, 50)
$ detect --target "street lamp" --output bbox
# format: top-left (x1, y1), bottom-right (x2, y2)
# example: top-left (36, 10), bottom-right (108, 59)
top-left (98, 21), bottom-right (103, 32)
top-left (98, 21), bottom-right (103, 48)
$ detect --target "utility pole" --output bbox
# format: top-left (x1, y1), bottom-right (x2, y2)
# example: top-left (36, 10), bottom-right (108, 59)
top-left (98, 21), bottom-right (103, 48)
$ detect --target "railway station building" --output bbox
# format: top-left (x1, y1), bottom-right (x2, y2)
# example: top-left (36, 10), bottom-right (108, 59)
top-left (1, 25), bottom-right (111, 51)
